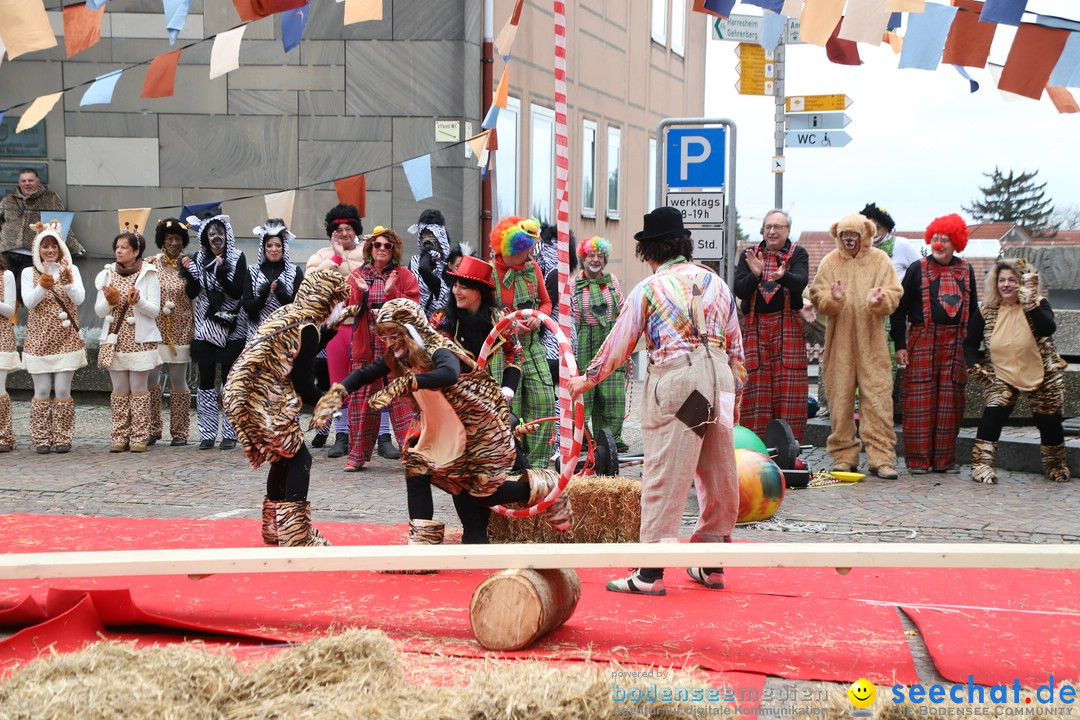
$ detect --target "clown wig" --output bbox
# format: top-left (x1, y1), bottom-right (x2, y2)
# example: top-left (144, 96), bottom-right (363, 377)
top-left (491, 216), bottom-right (540, 258)
top-left (577, 236), bottom-right (611, 259)
top-left (924, 214), bottom-right (969, 252)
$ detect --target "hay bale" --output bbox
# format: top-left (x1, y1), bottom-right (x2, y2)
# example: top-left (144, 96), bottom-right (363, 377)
top-left (488, 474), bottom-right (641, 544)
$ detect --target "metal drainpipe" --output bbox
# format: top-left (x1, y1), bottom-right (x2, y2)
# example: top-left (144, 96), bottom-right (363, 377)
top-left (481, 0), bottom-right (494, 256)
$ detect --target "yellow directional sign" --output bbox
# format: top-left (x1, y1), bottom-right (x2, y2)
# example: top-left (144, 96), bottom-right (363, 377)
top-left (734, 43), bottom-right (774, 97)
top-left (785, 94), bottom-right (852, 112)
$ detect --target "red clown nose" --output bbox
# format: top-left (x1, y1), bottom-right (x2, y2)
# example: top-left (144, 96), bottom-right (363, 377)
top-left (932, 241), bottom-right (944, 251)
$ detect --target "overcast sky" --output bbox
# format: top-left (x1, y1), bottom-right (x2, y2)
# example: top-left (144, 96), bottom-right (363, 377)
top-left (702, 1), bottom-right (1080, 237)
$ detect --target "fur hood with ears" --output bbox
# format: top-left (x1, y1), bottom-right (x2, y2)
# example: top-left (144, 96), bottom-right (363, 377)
top-left (829, 214), bottom-right (876, 260)
top-left (31, 221), bottom-right (73, 273)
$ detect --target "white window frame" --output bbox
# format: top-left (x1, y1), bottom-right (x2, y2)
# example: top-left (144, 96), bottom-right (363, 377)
top-left (606, 126), bottom-right (621, 220)
top-left (647, 137), bottom-right (657, 212)
top-left (530, 103), bottom-right (556, 223)
top-left (581, 119), bottom-right (597, 218)
top-left (495, 97), bottom-right (520, 220)
top-left (651, 0), bottom-right (667, 45)
top-left (670, 0), bottom-right (686, 56)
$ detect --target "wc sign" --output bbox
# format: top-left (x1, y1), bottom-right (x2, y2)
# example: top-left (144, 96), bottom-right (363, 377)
top-left (665, 127), bottom-right (726, 188)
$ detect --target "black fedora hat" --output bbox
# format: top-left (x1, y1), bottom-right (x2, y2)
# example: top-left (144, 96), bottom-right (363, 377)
top-left (633, 206), bottom-right (691, 242)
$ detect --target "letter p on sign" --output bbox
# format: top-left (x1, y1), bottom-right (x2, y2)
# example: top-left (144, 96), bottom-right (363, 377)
top-left (666, 127), bottom-right (725, 189)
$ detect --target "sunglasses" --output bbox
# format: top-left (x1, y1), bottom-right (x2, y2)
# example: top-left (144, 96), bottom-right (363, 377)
top-left (371, 240), bottom-right (394, 250)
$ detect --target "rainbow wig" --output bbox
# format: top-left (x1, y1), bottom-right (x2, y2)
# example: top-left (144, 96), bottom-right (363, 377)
top-left (577, 236), bottom-right (611, 259)
top-left (924, 213), bottom-right (969, 252)
top-left (491, 216), bottom-right (540, 258)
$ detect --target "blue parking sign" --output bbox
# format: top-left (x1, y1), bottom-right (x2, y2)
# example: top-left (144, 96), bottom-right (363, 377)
top-left (666, 127), bottom-right (725, 188)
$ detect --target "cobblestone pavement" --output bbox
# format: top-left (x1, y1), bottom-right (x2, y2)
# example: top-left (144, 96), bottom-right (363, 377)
top-left (1, 387), bottom-right (1074, 701)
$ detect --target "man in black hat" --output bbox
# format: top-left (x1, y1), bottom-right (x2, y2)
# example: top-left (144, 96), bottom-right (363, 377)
top-left (568, 207), bottom-right (744, 597)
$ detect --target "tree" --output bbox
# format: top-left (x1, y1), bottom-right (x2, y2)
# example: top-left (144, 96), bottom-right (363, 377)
top-left (734, 207), bottom-right (748, 243)
top-left (1049, 204), bottom-right (1080, 231)
top-left (963, 167), bottom-right (1057, 237)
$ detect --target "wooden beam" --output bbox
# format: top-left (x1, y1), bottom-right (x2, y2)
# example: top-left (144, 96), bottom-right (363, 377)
top-left (1, 543), bottom-right (1079, 580)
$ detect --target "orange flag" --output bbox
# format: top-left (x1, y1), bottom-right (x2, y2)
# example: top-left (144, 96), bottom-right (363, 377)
top-left (998, 24), bottom-right (1070, 100)
top-left (63, 3), bottom-right (106, 58)
top-left (1047, 87), bottom-right (1080, 114)
top-left (141, 49), bottom-right (183, 99)
top-left (942, 1), bottom-right (995, 69)
top-left (334, 175), bottom-right (366, 217)
top-left (494, 65), bottom-right (509, 108)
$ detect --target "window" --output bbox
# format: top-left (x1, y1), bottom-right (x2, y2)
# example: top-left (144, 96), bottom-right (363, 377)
top-left (530, 104), bottom-right (556, 222)
top-left (670, 0), bottom-right (686, 56)
top-left (651, 0), bottom-right (667, 45)
top-left (495, 97), bottom-right (520, 219)
top-left (648, 137), bottom-right (657, 211)
top-left (581, 120), bottom-right (597, 218)
top-left (606, 126), bottom-right (621, 220)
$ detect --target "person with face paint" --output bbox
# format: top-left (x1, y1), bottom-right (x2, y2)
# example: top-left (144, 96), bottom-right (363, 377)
top-left (965, 258), bottom-right (1069, 484)
top-left (145, 218), bottom-right (197, 447)
top-left (407, 208), bottom-right (451, 317)
top-left (733, 209), bottom-right (810, 444)
top-left (185, 210), bottom-right (250, 451)
top-left (809, 214), bottom-right (903, 479)
top-left (890, 214), bottom-right (978, 475)
top-left (572, 236), bottom-right (630, 453)
top-left (244, 219), bottom-right (305, 331)
top-left (312, 298), bottom-right (571, 553)
top-left (224, 269), bottom-right (356, 546)
top-left (21, 221), bottom-right (87, 453)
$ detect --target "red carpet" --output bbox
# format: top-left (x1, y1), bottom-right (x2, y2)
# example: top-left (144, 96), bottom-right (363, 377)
top-left (0, 515), bottom-right (921, 688)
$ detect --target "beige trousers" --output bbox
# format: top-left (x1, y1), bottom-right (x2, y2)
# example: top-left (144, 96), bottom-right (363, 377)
top-left (640, 346), bottom-right (739, 545)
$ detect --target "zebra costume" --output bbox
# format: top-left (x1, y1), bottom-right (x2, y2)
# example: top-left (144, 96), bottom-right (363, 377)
top-left (407, 218), bottom-right (450, 317)
top-left (185, 212), bottom-right (250, 446)
top-left (246, 220), bottom-right (303, 331)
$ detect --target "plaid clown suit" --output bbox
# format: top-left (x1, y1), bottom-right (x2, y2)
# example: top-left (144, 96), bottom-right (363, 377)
top-left (572, 269), bottom-right (627, 446)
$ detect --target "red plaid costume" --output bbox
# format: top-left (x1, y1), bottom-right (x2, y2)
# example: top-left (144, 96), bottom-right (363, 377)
top-left (740, 308), bottom-right (808, 443)
top-left (900, 257), bottom-right (973, 471)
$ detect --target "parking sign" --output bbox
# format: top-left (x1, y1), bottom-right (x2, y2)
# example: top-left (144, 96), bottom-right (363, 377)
top-left (665, 127), bottom-right (725, 188)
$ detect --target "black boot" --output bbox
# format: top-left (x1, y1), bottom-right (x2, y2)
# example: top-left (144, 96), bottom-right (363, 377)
top-left (377, 433), bottom-right (401, 459)
top-left (311, 430), bottom-right (329, 448)
top-left (327, 432), bottom-right (349, 459)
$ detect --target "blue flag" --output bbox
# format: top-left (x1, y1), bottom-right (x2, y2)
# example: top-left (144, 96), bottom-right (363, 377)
top-left (952, 65), bottom-right (980, 93)
top-left (481, 104), bottom-right (500, 130)
top-left (402, 156), bottom-right (433, 202)
top-left (282, 2), bottom-right (310, 53)
top-left (759, 11), bottom-right (786, 50)
top-left (742, 0), bottom-right (784, 12)
top-left (163, 0), bottom-right (192, 45)
top-left (898, 3), bottom-right (958, 71)
top-left (41, 212), bottom-right (75, 241)
top-left (87, 0), bottom-right (111, 8)
top-left (1049, 32), bottom-right (1080, 88)
top-left (80, 70), bottom-right (123, 106)
top-left (980, 0), bottom-right (1027, 26)
top-left (181, 201), bottom-right (223, 224)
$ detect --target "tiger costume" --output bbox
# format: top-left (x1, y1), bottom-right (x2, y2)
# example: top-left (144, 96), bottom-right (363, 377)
top-left (223, 268), bottom-right (354, 546)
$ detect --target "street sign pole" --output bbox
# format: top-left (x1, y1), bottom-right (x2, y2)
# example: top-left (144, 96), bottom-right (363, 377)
top-left (773, 34), bottom-right (786, 210)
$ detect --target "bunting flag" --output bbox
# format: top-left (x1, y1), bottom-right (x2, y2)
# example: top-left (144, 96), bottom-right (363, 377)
top-left (743, 0), bottom-right (784, 12)
top-left (800, 0), bottom-right (846, 47)
top-left (888, 12), bottom-right (902, 29)
top-left (692, 0), bottom-right (737, 19)
top-left (141, 49), bottom-right (183, 98)
top-left (781, 0), bottom-right (802, 17)
top-left (263, 190), bottom-right (295, 227)
top-left (86, 0), bottom-right (111, 8)
top-left (826, 19), bottom-right (862, 65)
top-left (344, 0), bottom-right (382, 25)
top-left (209, 25), bottom-right (245, 79)
top-left (0, 110), bottom-right (6, 126)
top-left (1047, 86), bottom-right (1079, 113)
top-left (494, 0), bottom-right (525, 57)
top-left (838, 0), bottom-right (891, 45)
top-left (0, 0), bottom-right (58, 60)
top-left (979, 0), bottom-right (1027, 27)
top-left (481, 103), bottom-right (500, 130)
top-left (333, 174), bottom-right (366, 216)
top-left (40, 212), bottom-right (74, 241)
top-left (887, 0), bottom-right (924, 10)
top-left (80, 69), bottom-right (123, 106)
top-left (63, 2), bottom-right (107, 58)
top-left (181, 201), bottom-right (223, 223)
top-left (494, 65), bottom-right (510, 108)
top-left (886, 29), bottom-right (904, 53)
top-left (998, 22), bottom-right (1069, 99)
top-left (942, 0), bottom-right (996, 68)
top-left (952, 65), bottom-right (980, 93)
top-left (15, 92), bottom-right (63, 134)
top-left (987, 63), bottom-right (1026, 102)
top-left (118, 208), bottom-right (152, 236)
top-left (401, 156), bottom-right (432, 202)
top-left (164, 0), bottom-right (192, 45)
top-left (466, 131), bottom-right (490, 159)
top-left (759, 11), bottom-right (786, 50)
top-left (898, 3), bottom-right (958, 71)
top-left (281, 2), bottom-right (310, 53)
top-left (1048, 33), bottom-right (1080, 88)
top-left (0, 37), bottom-right (6, 69)
top-left (233, 0), bottom-right (307, 21)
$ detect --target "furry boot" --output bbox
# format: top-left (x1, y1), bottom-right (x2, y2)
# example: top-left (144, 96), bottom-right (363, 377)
top-left (971, 439), bottom-right (997, 485)
top-left (169, 389), bottom-right (191, 445)
top-left (30, 397), bottom-right (52, 452)
top-left (110, 394), bottom-right (131, 452)
top-left (275, 500), bottom-right (331, 547)
top-left (1041, 444), bottom-right (1071, 483)
top-left (148, 385), bottom-right (163, 445)
top-left (196, 388), bottom-right (219, 448)
top-left (0, 393), bottom-right (13, 451)
top-left (261, 497), bottom-right (279, 545)
top-left (524, 467), bottom-right (573, 532)
top-left (52, 397), bottom-right (75, 453)
top-left (129, 392), bottom-right (151, 452)
top-left (404, 519), bottom-right (445, 574)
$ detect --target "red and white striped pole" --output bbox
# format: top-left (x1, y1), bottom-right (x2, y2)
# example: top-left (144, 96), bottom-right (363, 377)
top-left (553, 0), bottom-right (574, 467)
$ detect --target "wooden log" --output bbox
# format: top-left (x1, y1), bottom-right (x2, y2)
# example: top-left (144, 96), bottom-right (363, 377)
top-left (469, 568), bottom-right (581, 651)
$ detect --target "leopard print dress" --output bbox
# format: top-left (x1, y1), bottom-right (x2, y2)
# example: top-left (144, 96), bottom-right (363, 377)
top-left (149, 254), bottom-right (194, 364)
top-left (0, 270), bottom-right (19, 371)
top-left (97, 271), bottom-right (159, 371)
top-left (23, 268), bottom-right (87, 374)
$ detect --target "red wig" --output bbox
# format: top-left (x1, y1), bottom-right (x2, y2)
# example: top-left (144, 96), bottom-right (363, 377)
top-left (924, 214), bottom-right (969, 252)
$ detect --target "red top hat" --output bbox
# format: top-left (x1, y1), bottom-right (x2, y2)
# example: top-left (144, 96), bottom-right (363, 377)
top-left (446, 255), bottom-right (495, 290)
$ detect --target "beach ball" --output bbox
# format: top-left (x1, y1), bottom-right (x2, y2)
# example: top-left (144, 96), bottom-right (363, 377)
top-left (733, 425), bottom-right (768, 455)
top-left (735, 448), bottom-right (785, 523)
